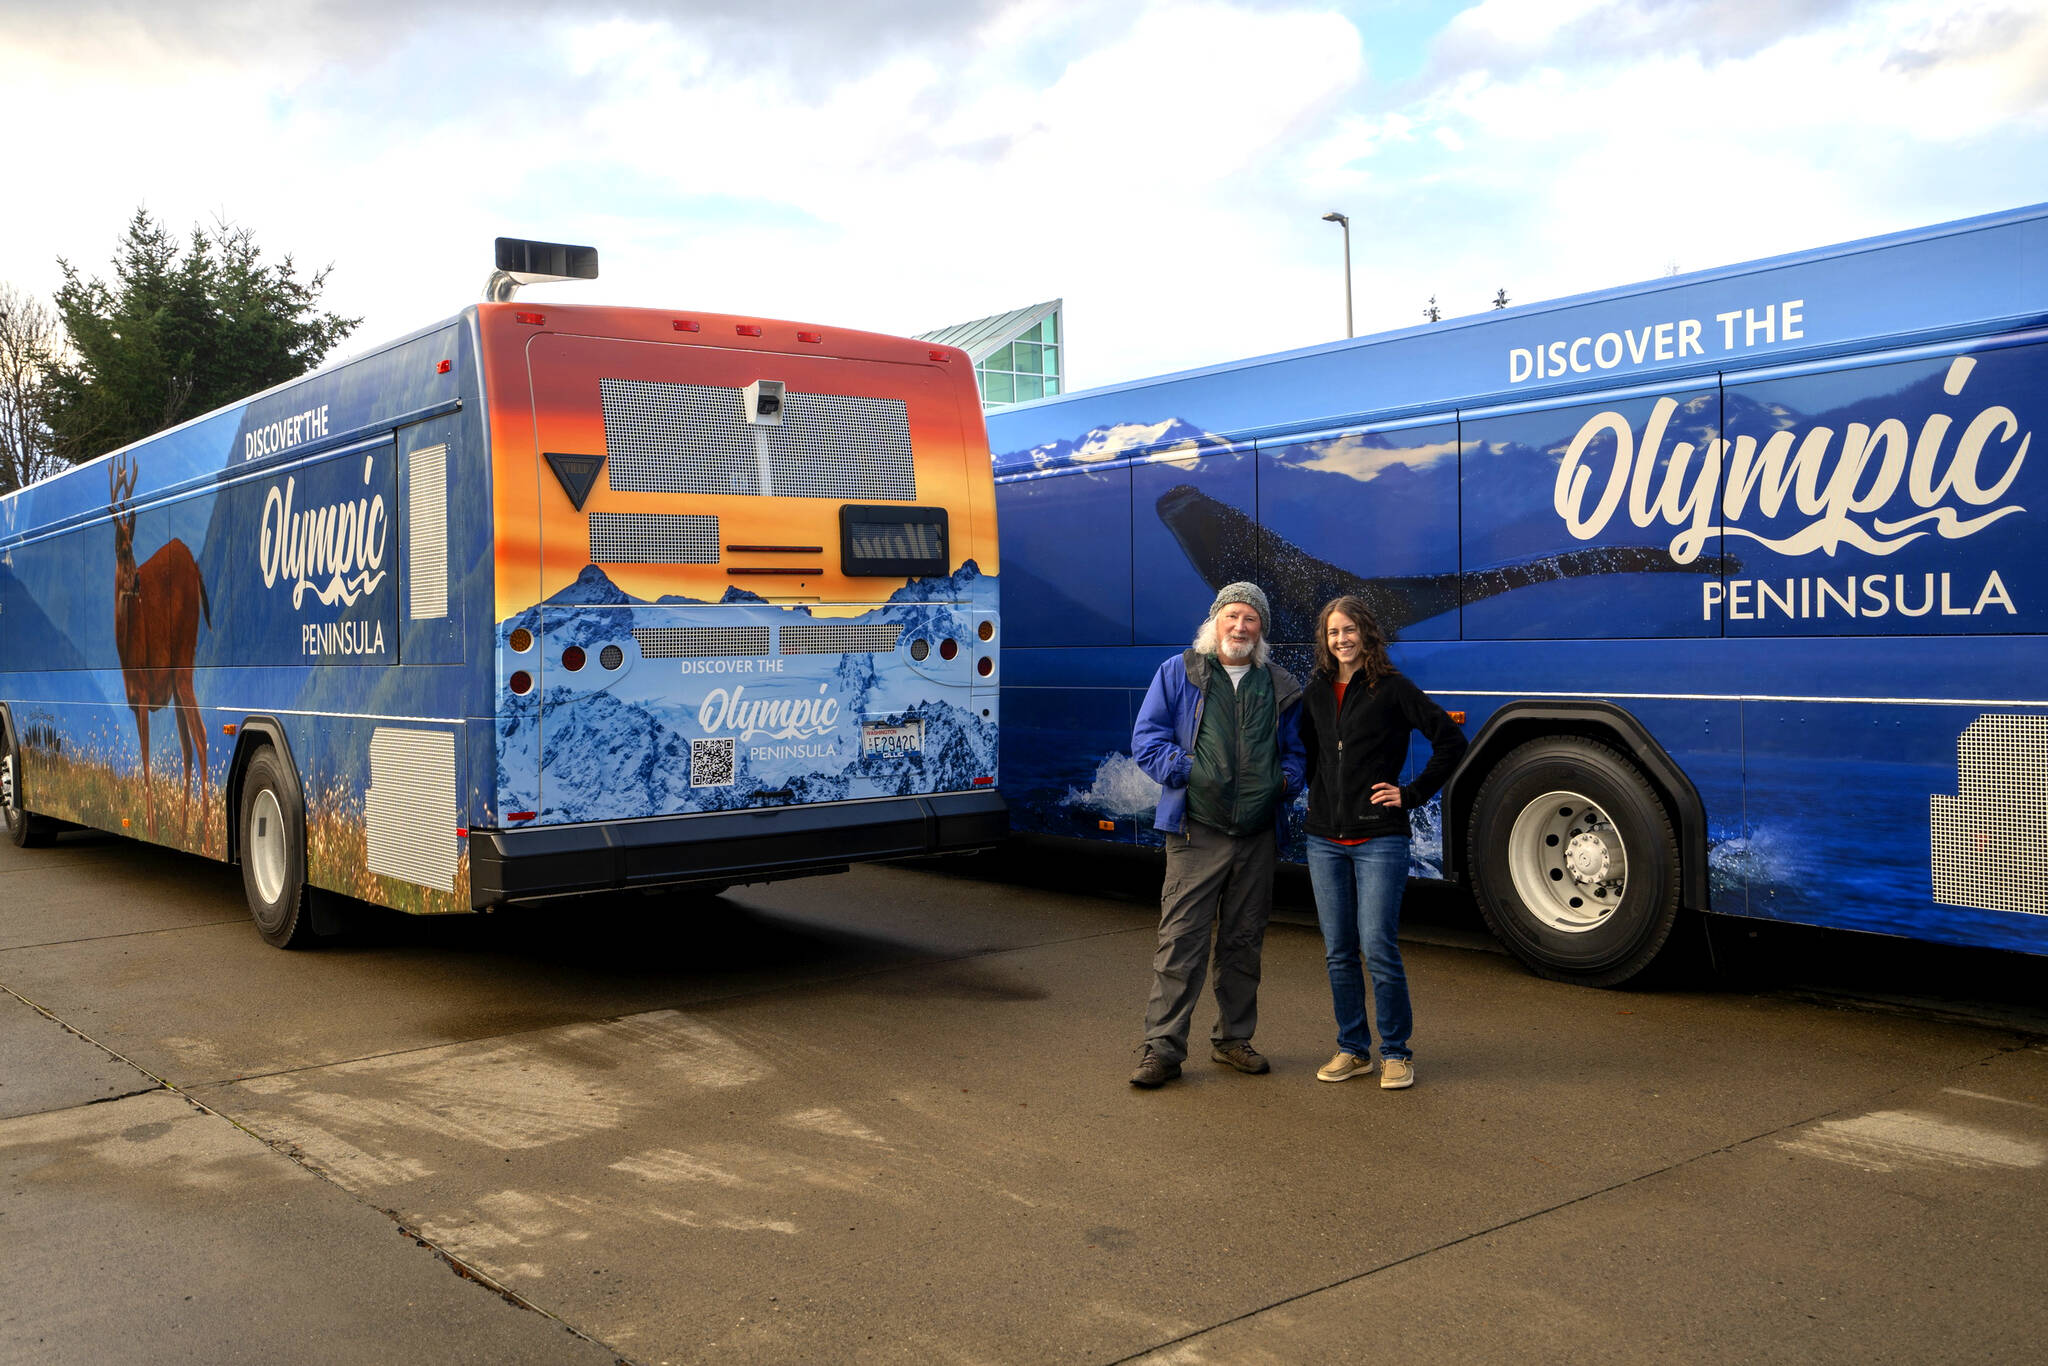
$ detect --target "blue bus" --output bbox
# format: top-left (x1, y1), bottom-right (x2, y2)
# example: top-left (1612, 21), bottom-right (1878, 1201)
top-left (988, 204), bottom-right (2047, 985)
top-left (0, 241), bottom-right (1004, 946)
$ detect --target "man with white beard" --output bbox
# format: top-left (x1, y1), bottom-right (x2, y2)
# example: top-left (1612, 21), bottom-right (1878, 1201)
top-left (1127, 582), bottom-right (1305, 1088)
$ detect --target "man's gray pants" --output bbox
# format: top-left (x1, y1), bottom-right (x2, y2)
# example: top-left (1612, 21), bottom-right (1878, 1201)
top-left (1142, 819), bottom-right (1276, 1064)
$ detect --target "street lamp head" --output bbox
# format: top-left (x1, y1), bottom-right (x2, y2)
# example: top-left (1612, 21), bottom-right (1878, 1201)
top-left (1322, 211), bottom-right (1349, 226)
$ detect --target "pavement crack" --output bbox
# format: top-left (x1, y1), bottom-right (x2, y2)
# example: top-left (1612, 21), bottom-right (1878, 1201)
top-left (1106, 1042), bottom-right (2033, 1365)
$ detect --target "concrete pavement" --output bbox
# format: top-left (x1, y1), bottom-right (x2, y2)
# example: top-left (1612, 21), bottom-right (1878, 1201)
top-left (3, 831), bottom-right (2043, 1365)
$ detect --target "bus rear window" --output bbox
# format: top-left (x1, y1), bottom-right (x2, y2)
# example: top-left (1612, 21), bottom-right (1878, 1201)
top-left (841, 505), bottom-right (949, 576)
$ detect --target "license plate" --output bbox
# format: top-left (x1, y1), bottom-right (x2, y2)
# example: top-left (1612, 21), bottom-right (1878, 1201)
top-left (862, 719), bottom-right (924, 755)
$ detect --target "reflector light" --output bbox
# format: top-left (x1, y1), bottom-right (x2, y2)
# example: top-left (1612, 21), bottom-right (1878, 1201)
top-left (514, 311), bottom-right (546, 325)
top-left (972, 776), bottom-right (994, 786)
top-left (797, 331), bottom-right (822, 344)
top-left (976, 656), bottom-right (993, 677)
top-left (1449, 710), bottom-right (1467, 724)
top-left (673, 320), bottom-right (701, 332)
top-left (508, 811), bottom-right (537, 822)
top-left (1098, 820), bottom-right (1115, 831)
top-left (928, 349), bottom-right (950, 361)
top-left (221, 723), bottom-right (238, 736)
top-left (562, 645), bottom-right (586, 671)
top-left (509, 670), bottom-right (534, 695)
top-left (456, 828), bottom-right (467, 838)
top-left (436, 359), bottom-right (452, 374)
top-left (938, 638), bottom-right (958, 661)
top-left (736, 324), bottom-right (763, 337)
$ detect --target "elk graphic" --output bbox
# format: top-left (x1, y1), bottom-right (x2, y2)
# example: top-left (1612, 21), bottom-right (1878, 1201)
top-left (109, 453), bottom-right (212, 845)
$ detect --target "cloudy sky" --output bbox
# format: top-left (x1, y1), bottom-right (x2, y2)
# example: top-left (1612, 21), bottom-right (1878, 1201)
top-left (4, 0), bottom-right (2045, 389)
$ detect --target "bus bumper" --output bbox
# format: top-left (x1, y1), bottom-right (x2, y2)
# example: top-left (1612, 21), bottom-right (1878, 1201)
top-left (468, 790), bottom-right (1009, 907)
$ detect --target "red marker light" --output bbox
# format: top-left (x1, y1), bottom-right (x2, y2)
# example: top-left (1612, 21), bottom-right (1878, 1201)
top-left (736, 324), bottom-right (762, 337)
top-left (507, 811), bottom-right (537, 822)
top-left (456, 827), bottom-right (468, 838)
top-left (972, 776), bottom-right (995, 786)
top-left (514, 311), bottom-right (546, 326)
top-left (797, 330), bottom-right (822, 344)
top-left (673, 320), bottom-right (701, 332)
top-left (436, 359), bottom-right (452, 374)
top-left (928, 349), bottom-right (951, 362)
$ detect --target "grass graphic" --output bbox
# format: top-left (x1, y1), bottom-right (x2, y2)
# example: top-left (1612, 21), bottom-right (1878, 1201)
top-left (21, 744), bottom-right (470, 917)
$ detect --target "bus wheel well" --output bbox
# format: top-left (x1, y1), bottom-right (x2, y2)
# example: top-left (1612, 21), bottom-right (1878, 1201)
top-left (1441, 701), bottom-right (1708, 914)
top-left (223, 721), bottom-right (298, 867)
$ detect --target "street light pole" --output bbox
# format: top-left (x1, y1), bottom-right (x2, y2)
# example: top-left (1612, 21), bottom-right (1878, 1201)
top-left (1321, 211), bottom-right (1352, 338)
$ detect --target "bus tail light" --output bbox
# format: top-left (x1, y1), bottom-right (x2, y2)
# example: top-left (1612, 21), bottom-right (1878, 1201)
top-left (938, 638), bottom-right (958, 661)
top-left (976, 657), bottom-right (993, 677)
top-left (977, 620), bottom-right (994, 641)
top-left (562, 646), bottom-right (586, 671)
top-left (509, 670), bottom-right (534, 695)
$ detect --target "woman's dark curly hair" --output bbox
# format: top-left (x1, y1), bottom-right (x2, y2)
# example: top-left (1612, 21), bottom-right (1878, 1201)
top-left (1312, 595), bottom-right (1394, 686)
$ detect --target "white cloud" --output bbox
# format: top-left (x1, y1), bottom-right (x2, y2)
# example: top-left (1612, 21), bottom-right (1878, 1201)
top-left (0, 0), bottom-right (2043, 398)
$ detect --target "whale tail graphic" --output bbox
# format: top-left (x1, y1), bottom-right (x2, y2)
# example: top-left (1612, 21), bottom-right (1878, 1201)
top-left (1154, 483), bottom-right (1729, 640)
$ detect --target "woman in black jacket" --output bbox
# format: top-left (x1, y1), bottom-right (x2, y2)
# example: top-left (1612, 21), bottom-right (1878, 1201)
top-left (1299, 595), bottom-right (1467, 1089)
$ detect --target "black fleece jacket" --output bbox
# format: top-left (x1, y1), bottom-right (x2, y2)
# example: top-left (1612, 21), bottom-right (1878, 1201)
top-left (1299, 670), bottom-right (1468, 840)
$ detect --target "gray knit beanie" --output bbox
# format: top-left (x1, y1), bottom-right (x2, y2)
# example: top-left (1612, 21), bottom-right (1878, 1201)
top-left (1208, 581), bottom-right (1270, 626)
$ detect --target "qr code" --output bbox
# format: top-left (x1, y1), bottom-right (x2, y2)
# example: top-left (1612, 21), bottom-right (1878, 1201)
top-left (690, 737), bottom-right (736, 788)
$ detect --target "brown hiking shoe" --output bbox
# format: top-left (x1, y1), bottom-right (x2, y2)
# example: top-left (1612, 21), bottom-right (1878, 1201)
top-left (1210, 1041), bottom-right (1270, 1074)
top-left (1130, 1047), bottom-right (1181, 1088)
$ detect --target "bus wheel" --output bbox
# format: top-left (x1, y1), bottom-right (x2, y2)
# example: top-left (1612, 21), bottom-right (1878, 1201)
top-left (240, 747), bottom-right (317, 949)
top-left (1468, 736), bottom-right (1681, 988)
top-left (3, 728), bottom-right (58, 849)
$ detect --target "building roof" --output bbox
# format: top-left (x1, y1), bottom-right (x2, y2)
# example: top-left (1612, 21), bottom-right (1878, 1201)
top-left (915, 300), bottom-right (1060, 362)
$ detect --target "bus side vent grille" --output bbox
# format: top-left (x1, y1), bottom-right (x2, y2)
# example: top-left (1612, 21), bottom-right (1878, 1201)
top-left (781, 623), bottom-right (904, 655)
top-left (600, 378), bottom-right (916, 501)
top-left (631, 626), bottom-right (772, 659)
top-left (365, 727), bottom-right (458, 893)
top-left (1931, 714), bottom-right (2048, 916)
top-left (407, 444), bottom-right (449, 620)
top-left (589, 511), bottom-right (720, 564)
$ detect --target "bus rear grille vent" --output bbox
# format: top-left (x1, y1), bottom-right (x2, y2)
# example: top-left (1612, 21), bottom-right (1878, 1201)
top-left (1931, 714), bottom-right (2048, 916)
top-left (600, 378), bottom-right (916, 501)
top-left (632, 626), bottom-right (772, 659)
top-left (589, 511), bottom-right (720, 564)
top-left (781, 623), bottom-right (904, 655)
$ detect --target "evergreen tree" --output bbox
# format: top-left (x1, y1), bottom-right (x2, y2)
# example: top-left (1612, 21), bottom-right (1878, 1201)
top-left (42, 210), bottom-right (360, 463)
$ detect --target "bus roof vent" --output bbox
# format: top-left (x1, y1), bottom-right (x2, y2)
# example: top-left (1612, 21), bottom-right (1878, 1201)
top-left (486, 237), bottom-right (599, 302)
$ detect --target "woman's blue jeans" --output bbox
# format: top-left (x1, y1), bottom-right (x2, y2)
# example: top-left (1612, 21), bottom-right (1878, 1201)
top-left (1306, 834), bottom-right (1412, 1060)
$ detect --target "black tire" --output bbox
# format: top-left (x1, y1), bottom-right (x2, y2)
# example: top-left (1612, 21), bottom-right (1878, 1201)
top-left (1468, 735), bottom-right (1681, 988)
top-left (239, 746), bottom-right (318, 949)
top-left (2, 724), bottom-right (58, 849)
